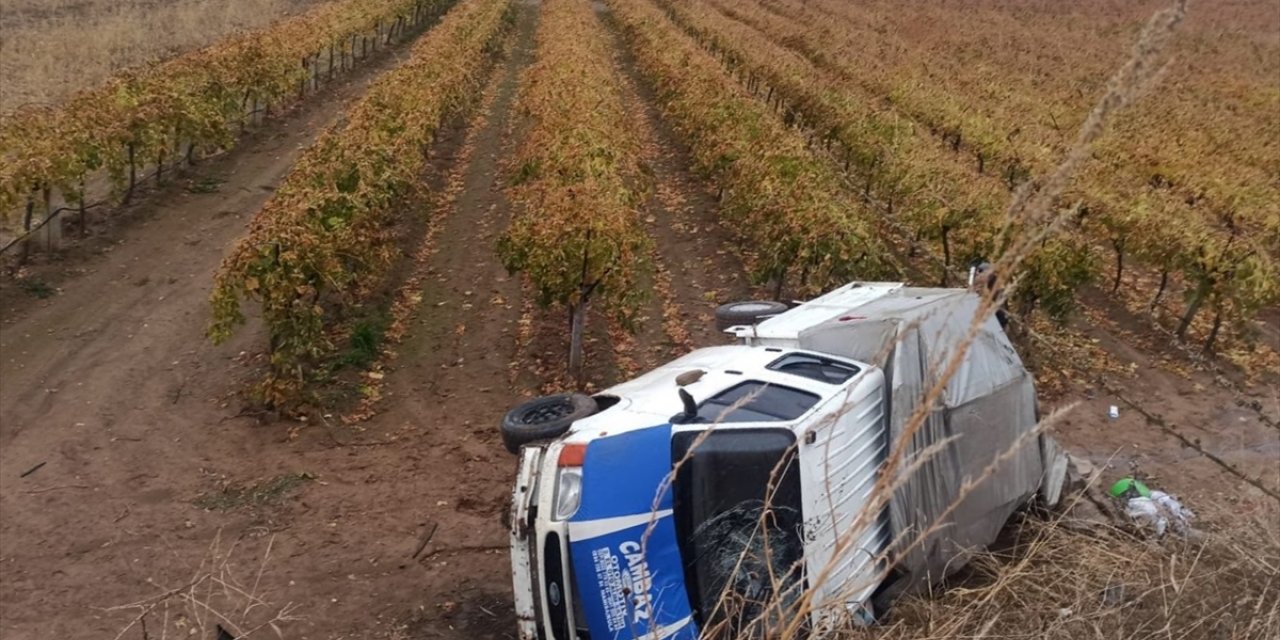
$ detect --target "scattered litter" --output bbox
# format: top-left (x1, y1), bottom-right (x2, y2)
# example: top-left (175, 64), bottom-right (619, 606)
top-left (1108, 405), bottom-right (1120, 419)
top-left (1111, 477), bottom-right (1196, 538)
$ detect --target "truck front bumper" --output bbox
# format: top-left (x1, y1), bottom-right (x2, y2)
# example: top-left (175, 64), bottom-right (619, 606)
top-left (509, 445), bottom-right (587, 639)
top-left (510, 447), bottom-right (543, 639)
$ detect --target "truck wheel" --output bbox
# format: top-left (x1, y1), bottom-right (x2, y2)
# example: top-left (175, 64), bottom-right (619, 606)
top-left (715, 300), bottom-right (788, 330)
top-left (500, 393), bottom-right (597, 454)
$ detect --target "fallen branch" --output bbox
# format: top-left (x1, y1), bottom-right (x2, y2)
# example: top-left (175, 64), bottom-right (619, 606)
top-left (411, 522), bottom-right (440, 559)
top-left (417, 543), bottom-right (507, 560)
top-left (24, 484), bottom-right (91, 494)
top-left (102, 575), bottom-right (210, 640)
top-left (19, 461), bottom-right (46, 477)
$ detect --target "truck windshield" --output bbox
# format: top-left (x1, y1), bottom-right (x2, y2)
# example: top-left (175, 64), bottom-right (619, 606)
top-left (671, 429), bottom-right (805, 634)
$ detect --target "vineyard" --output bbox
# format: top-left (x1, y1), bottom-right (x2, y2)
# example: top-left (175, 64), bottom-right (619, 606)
top-left (0, 0), bottom-right (327, 114)
top-left (0, 0), bottom-right (1276, 638)
top-left (690, 0), bottom-right (1279, 352)
top-left (611, 0), bottom-right (896, 299)
top-left (0, 0), bottom-right (443, 252)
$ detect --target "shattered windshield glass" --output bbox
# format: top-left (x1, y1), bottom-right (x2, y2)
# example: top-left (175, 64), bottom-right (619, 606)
top-left (671, 429), bottom-right (805, 638)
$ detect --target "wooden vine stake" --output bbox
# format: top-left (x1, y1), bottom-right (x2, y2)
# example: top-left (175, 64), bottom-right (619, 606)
top-left (126, 143), bottom-right (137, 204)
top-left (79, 176), bottom-right (88, 237)
top-left (19, 191), bottom-right (35, 265)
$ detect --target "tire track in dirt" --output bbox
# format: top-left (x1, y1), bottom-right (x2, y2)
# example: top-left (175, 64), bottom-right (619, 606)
top-left (0, 38), bottom-right (450, 640)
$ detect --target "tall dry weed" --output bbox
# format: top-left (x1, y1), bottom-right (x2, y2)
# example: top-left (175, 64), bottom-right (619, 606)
top-left (855, 504), bottom-right (1280, 640)
top-left (104, 530), bottom-right (302, 639)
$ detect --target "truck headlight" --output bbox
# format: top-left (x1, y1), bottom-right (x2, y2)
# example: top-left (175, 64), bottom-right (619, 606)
top-left (552, 467), bottom-right (583, 521)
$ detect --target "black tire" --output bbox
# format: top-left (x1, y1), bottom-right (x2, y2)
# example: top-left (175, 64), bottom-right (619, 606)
top-left (500, 393), bottom-right (597, 454)
top-left (714, 300), bottom-right (789, 331)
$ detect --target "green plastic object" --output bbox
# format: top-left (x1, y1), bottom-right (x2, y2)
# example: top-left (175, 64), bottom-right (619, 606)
top-left (1109, 477), bottom-right (1151, 499)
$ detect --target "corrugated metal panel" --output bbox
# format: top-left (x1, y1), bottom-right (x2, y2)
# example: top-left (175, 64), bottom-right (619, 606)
top-left (798, 368), bottom-right (889, 617)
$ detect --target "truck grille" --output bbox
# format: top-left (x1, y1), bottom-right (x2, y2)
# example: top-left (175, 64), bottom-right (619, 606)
top-left (543, 532), bottom-right (571, 640)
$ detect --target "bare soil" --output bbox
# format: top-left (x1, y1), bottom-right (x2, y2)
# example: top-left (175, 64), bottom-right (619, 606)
top-left (0, 2), bottom-right (1276, 640)
top-left (1050, 297), bottom-right (1280, 515)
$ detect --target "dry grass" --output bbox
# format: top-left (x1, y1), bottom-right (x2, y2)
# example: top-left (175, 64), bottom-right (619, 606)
top-left (851, 504), bottom-right (1280, 640)
top-left (104, 529), bottom-right (302, 639)
top-left (0, 0), bottom-right (327, 114)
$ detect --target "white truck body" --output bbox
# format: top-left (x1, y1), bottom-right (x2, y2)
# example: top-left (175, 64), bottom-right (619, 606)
top-left (507, 282), bottom-right (1044, 640)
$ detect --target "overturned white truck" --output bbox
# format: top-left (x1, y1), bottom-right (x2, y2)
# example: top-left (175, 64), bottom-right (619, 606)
top-left (502, 282), bottom-right (1050, 640)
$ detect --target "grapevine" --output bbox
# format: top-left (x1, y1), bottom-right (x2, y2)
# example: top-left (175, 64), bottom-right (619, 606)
top-left (496, 0), bottom-right (651, 380)
top-left (690, 0), bottom-right (1277, 346)
top-left (0, 0), bottom-right (447, 233)
top-left (657, 0), bottom-right (1095, 320)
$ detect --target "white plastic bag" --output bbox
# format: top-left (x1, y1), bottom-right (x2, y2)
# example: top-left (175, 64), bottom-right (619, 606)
top-left (1125, 491), bottom-right (1194, 538)
top-left (1125, 497), bottom-right (1167, 536)
top-left (1151, 490), bottom-right (1195, 535)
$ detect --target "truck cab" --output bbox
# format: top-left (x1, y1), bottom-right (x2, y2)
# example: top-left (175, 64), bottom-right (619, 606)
top-left (504, 282), bottom-right (1046, 640)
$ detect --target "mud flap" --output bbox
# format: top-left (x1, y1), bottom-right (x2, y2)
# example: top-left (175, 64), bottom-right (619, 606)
top-left (567, 424), bottom-right (698, 640)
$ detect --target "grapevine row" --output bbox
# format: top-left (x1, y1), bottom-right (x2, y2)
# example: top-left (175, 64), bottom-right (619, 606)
top-left (700, 0), bottom-right (1278, 348)
top-left (654, 1), bottom-right (1002, 266)
top-left (604, 0), bottom-right (896, 301)
top-left (766, 0), bottom-right (1278, 332)
top-left (0, 0), bottom-right (447, 233)
top-left (209, 0), bottom-right (512, 405)
top-left (768, 0), bottom-right (1279, 257)
top-left (756, 0), bottom-right (1276, 209)
top-left (800, 0), bottom-right (1277, 192)
top-left (495, 0), bottom-right (651, 379)
top-left (655, 0), bottom-right (1094, 320)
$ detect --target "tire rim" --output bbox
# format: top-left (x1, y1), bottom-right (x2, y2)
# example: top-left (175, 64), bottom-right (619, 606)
top-left (521, 399), bottom-right (575, 424)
